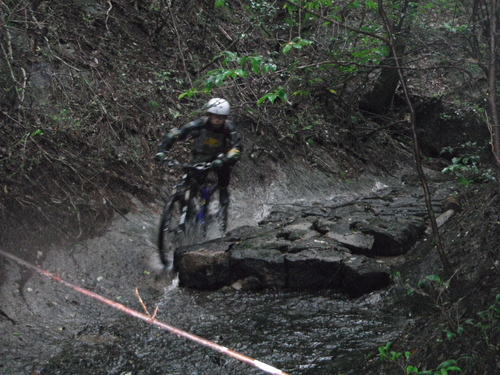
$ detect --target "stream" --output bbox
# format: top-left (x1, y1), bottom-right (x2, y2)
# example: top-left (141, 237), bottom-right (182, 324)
top-left (1, 173), bottom-right (431, 375)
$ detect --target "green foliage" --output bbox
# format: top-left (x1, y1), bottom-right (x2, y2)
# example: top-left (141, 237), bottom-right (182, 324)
top-left (406, 274), bottom-right (449, 296)
top-left (148, 100), bottom-right (162, 114)
top-left (464, 294), bottom-right (500, 348)
top-left (206, 67), bottom-right (248, 86)
top-left (378, 342), bottom-right (461, 374)
top-left (442, 23), bottom-right (469, 33)
top-left (245, 0), bottom-right (282, 29)
top-left (30, 129), bottom-right (44, 137)
top-left (440, 142), bottom-right (495, 186)
top-left (378, 341), bottom-right (408, 362)
top-left (282, 37), bottom-right (314, 54)
top-left (153, 70), bottom-right (184, 91)
top-left (179, 51), bottom-right (277, 100)
top-left (52, 108), bottom-right (81, 129)
top-left (214, 0), bottom-right (227, 8)
top-left (433, 294), bottom-right (500, 372)
top-left (349, 40), bottom-right (388, 65)
top-left (365, 0), bottom-right (378, 11)
top-left (401, 274), bottom-right (500, 374)
top-left (441, 156), bottom-right (479, 187)
top-left (179, 0), bottom-right (397, 106)
top-left (257, 86), bottom-right (288, 105)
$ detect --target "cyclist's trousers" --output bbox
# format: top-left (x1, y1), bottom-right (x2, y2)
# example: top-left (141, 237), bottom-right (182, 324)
top-left (217, 167), bottom-right (232, 206)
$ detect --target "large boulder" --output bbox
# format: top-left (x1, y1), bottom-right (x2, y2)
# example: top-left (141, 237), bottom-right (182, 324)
top-left (350, 217), bottom-right (426, 256)
top-left (174, 241), bottom-right (232, 290)
top-left (230, 248), bottom-right (286, 289)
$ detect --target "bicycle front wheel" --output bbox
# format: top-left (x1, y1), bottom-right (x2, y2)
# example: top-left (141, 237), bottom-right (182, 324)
top-left (158, 195), bottom-right (186, 267)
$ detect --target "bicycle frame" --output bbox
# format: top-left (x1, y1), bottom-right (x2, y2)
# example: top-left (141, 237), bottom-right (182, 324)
top-left (165, 159), bottom-right (218, 231)
top-left (158, 158), bottom-right (228, 267)
top-left (196, 181), bottom-right (220, 225)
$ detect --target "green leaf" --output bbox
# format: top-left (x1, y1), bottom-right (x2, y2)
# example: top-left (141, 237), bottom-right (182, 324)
top-left (444, 330), bottom-right (456, 340)
top-left (436, 359), bottom-right (461, 372)
top-left (458, 175), bottom-right (472, 187)
top-left (257, 93), bottom-right (274, 106)
top-left (220, 51), bottom-right (238, 64)
top-left (261, 62), bottom-right (277, 74)
top-left (366, 0), bottom-right (378, 10)
top-left (214, 0), bottom-right (227, 9)
top-left (233, 69), bottom-right (248, 78)
top-left (257, 87), bottom-right (288, 105)
top-left (390, 351), bottom-right (402, 360)
top-left (251, 57), bottom-right (263, 74)
top-left (426, 274), bottom-right (441, 283)
top-left (283, 42), bottom-right (293, 54)
top-left (178, 89), bottom-right (199, 100)
top-left (282, 37), bottom-right (313, 54)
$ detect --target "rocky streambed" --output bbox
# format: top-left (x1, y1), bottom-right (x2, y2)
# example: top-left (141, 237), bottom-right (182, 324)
top-left (0, 172), bottom-right (465, 375)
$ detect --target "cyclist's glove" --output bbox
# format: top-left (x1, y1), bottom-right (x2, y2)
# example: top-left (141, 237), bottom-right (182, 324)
top-left (211, 158), bottom-right (224, 169)
top-left (154, 152), bottom-right (166, 163)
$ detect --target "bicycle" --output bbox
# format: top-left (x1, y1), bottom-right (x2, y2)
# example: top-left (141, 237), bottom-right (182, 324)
top-left (157, 158), bottom-right (228, 267)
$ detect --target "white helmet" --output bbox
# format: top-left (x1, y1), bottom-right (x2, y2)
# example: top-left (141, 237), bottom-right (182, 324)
top-left (205, 98), bottom-right (230, 116)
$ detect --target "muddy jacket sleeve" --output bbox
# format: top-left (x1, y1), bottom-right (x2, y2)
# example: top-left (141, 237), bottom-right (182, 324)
top-left (158, 119), bottom-right (205, 152)
top-left (223, 120), bottom-right (242, 165)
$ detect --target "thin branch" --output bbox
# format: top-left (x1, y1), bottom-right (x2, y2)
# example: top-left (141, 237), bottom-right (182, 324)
top-left (197, 24), bottom-right (253, 74)
top-left (283, 0), bottom-right (390, 44)
top-left (135, 287), bottom-right (157, 319)
top-left (105, 0), bottom-right (112, 31)
top-left (486, 0), bottom-right (500, 185)
top-left (377, 0), bottom-right (453, 277)
top-left (168, 7), bottom-right (193, 88)
top-left (0, 28), bottom-right (23, 104)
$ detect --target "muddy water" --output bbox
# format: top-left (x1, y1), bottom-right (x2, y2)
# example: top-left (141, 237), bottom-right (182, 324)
top-left (0, 175), bottom-right (415, 375)
top-left (147, 286), bottom-right (408, 375)
top-left (16, 280), bottom-right (409, 375)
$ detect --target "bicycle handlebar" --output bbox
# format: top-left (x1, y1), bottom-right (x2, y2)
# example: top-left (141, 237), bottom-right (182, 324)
top-left (163, 158), bottom-right (212, 171)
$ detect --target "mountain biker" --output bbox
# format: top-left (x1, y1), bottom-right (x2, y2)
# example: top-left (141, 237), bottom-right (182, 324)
top-left (154, 98), bottom-right (242, 215)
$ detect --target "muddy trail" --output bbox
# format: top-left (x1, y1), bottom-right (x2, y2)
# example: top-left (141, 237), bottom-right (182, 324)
top-left (0, 167), bottom-right (489, 375)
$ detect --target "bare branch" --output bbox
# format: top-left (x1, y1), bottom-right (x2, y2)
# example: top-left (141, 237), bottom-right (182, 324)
top-left (283, 0), bottom-right (390, 44)
top-left (377, 0), bottom-right (453, 276)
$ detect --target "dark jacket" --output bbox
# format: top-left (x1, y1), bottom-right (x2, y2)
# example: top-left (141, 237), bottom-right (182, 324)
top-left (160, 117), bottom-right (242, 164)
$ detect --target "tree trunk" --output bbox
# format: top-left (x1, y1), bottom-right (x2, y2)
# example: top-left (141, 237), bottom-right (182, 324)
top-left (360, 0), bottom-right (415, 117)
top-left (359, 44), bottom-right (404, 116)
top-left (486, 0), bottom-right (500, 191)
